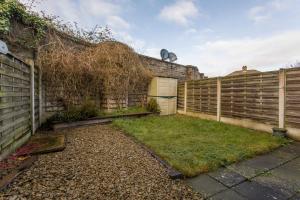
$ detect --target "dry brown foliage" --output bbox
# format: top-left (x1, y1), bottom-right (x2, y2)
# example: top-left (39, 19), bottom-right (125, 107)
top-left (37, 32), bottom-right (152, 109)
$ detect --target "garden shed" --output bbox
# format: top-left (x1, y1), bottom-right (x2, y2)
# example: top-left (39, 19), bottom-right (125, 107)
top-left (148, 77), bottom-right (178, 115)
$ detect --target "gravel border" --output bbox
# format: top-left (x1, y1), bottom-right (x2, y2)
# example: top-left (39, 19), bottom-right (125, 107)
top-left (0, 125), bottom-right (202, 199)
top-left (118, 128), bottom-right (184, 180)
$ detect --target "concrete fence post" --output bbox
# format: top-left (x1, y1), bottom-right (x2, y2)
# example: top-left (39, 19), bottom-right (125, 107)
top-left (27, 59), bottom-right (35, 135)
top-left (278, 69), bottom-right (286, 129)
top-left (217, 77), bottom-right (222, 122)
top-left (184, 82), bottom-right (187, 113)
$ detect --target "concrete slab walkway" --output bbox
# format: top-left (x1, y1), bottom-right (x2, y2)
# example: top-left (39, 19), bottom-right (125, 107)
top-left (185, 142), bottom-right (300, 200)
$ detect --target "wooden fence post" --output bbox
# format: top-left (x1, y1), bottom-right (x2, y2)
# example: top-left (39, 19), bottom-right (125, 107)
top-left (278, 69), bottom-right (286, 129)
top-left (38, 65), bottom-right (42, 126)
top-left (217, 77), bottom-right (222, 122)
top-left (27, 59), bottom-right (35, 135)
top-left (184, 82), bottom-right (187, 113)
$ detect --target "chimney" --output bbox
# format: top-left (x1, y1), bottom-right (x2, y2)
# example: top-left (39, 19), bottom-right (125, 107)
top-left (242, 66), bottom-right (247, 71)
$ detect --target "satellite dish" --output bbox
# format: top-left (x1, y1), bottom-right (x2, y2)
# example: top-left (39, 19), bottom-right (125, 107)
top-left (160, 49), bottom-right (169, 61)
top-left (168, 52), bottom-right (177, 62)
top-left (160, 49), bottom-right (178, 62)
top-left (0, 40), bottom-right (9, 55)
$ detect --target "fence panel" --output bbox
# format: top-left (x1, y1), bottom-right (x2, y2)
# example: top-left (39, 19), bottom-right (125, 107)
top-left (128, 92), bottom-right (147, 107)
top-left (0, 54), bottom-right (31, 155)
top-left (186, 81), bottom-right (195, 112)
top-left (221, 72), bottom-right (279, 125)
top-left (177, 81), bottom-right (185, 111)
top-left (286, 68), bottom-right (300, 128)
top-left (43, 85), bottom-right (64, 112)
top-left (186, 79), bottom-right (218, 115)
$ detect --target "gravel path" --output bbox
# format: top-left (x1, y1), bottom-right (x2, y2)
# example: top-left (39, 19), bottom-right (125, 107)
top-left (0, 125), bottom-right (201, 200)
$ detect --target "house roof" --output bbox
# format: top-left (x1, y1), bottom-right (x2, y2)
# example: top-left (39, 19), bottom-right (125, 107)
top-left (227, 66), bottom-right (260, 76)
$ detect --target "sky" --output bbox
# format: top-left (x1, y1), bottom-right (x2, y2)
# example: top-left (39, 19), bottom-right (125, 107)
top-left (20, 0), bottom-right (300, 77)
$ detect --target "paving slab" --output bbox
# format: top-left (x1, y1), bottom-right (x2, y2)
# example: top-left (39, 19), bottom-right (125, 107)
top-left (244, 152), bottom-right (293, 169)
top-left (233, 180), bottom-right (291, 200)
top-left (227, 159), bottom-right (265, 179)
top-left (185, 175), bottom-right (227, 198)
top-left (289, 193), bottom-right (300, 200)
top-left (253, 173), bottom-right (296, 198)
top-left (270, 147), bottom-right (299, 162)
top-left (228, 151), bottom-right (293, 179)
top-left (279, 142), bottom-right (300, 157)
top-left (186, 143), bottom-right (300, 199)
top-left (208, 189), bottom-right (247, 200)
top-left (270, 158), bottom-right (300, 190)
top-left (208, 168), bottom-right (247, 188)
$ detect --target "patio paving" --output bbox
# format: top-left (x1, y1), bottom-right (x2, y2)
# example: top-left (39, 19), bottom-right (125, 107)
top-left (185, 142), bottom-right (300, 200)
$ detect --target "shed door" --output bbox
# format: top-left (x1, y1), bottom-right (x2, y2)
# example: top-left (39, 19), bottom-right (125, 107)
top-left (157, 78), bottom-right (177, 97)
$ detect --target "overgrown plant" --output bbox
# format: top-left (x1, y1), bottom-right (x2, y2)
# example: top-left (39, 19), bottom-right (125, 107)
top-left (146, 98), bottom-right (160, 113)
top-left (1, 0), bottom-right (153, 109)
top-left (38, 32), bottom-right (152, 109)
top-left (0, 0), bottom-right (47, 46)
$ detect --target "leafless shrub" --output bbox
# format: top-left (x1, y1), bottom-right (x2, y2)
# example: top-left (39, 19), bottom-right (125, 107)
top-left (37, 32), bottom-right (152, 109)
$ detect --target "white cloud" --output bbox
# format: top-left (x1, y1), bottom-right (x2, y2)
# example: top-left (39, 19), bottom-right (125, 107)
top-left (159, 0), bottom-right (199, 26)
top-left (184, 30), bottom-right (300, 76)
top-left (248, 6), bottom-right (270, 24)
top-left (184, 28), bottom-right (197, 35)
top-left (20, 0), bottom-right (130, 30)
top-left (143, 47), bottom-right (161, 58)
top-left (107, 16), bottom-right (131, 30)
top-left (248, 0), bottom-right (298, 24)
top-left (114, 31), bottom-right (146, 52)
top-left (82, 0), bottom-right (121, 17)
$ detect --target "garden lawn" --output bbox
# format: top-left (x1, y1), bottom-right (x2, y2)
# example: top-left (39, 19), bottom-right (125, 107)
top-left (100, 106), bottom-right (148, 116)
top-left (113, 115), bottom-right (289, 177)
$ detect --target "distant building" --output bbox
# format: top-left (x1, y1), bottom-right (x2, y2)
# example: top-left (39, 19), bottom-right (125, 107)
top-left (227, 66), bottom-right (260, 76)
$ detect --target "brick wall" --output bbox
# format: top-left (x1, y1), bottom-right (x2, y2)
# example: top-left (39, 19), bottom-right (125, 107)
top-left (140, 55), bottom-right (203, 81)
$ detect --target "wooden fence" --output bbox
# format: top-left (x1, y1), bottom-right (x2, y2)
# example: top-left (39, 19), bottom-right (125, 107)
top-left (178, 68), bottom-right (300, 140)
top-left (0, 53), bottom-right (40, 160)
top-left (285, 68), bottom-right (300, 129)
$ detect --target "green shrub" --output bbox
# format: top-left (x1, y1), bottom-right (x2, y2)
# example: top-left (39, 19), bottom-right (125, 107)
top-left (146, 98), bottom-right (160, 113)
top-left (42, 101), bottom-right (99, 128)
top-left (79, 100), bottom-right (99, 119)
top-left (46, 107), bottom-right (82, 124)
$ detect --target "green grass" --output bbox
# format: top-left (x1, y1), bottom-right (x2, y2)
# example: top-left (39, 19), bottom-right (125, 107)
top-left (113, 115), bottom-right (289, 177)
top-left (100, 106), bottom-right (148, 116)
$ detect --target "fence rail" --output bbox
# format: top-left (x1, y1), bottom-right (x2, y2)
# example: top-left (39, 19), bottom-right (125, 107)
top-left (178, 68), bottom-right (300, 140)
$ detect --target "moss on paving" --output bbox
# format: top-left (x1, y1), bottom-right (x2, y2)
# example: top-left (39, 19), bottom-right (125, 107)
top-left (113, 115), bottom-right (289, 177)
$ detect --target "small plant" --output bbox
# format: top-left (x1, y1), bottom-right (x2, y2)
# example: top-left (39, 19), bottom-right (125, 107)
top-left (79, 100), bottom-right (99, 119)
top-left (42, 101), bottom-right (99, 128)
top-left (146, 98), bottom-right (160, 113)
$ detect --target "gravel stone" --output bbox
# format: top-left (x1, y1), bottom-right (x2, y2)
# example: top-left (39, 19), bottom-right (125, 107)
top-left (0, 125), bottom-right (201, 200)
